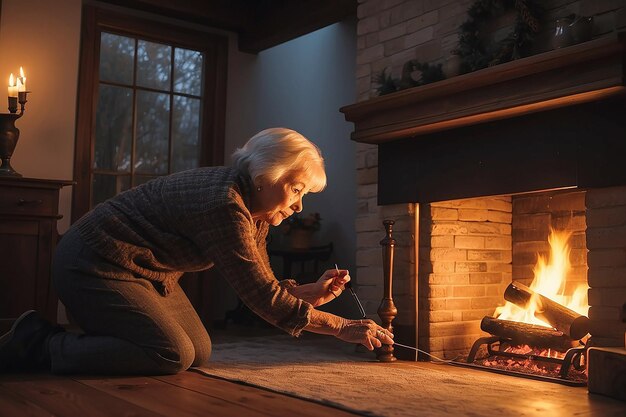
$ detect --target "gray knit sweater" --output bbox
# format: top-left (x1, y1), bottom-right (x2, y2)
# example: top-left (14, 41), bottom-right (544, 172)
top-left (73, 166), bottom-right (311, 336)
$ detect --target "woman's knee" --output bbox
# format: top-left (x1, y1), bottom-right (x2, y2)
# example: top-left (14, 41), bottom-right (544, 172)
top-left (150, 334), bottom-right (212, 373)
top-left (151, 337), bottom-right (196, 374)
top-left (192, 335), bottom-right (212, 367)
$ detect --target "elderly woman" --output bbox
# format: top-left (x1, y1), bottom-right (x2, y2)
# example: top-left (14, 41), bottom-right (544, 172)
top-left (0, 128), bottom-right (393, 374)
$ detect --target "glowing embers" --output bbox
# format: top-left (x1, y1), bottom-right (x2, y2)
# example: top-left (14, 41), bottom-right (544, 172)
top-left (464, 230), bottom-right (590, 385)
top-left (470, 340), bottom-right (588, 385)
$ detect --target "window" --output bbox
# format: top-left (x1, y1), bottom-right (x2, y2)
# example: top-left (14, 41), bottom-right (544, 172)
top-left (73, 6), bottom-right (227, 220)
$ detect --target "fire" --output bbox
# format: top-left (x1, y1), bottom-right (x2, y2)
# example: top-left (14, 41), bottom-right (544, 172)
top-left (495, 229), bottom-right (589, 327)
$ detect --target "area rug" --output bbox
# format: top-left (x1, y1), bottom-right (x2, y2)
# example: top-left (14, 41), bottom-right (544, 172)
top-left (193, 333), bottom-right (618, 417)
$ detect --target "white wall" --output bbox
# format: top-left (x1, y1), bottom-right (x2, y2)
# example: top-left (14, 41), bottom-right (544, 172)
top-left (216, 20), bottom-right (357, 318)
top-left (225, 20), bottom-right (358, 275)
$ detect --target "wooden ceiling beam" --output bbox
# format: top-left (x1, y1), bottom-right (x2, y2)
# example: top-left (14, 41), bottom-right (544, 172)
top-left (96, 0), bottom-right (357, 53)
top-left (98, 0), bottom-right (251, 32)
top-left (238, 0), bottom-right (357, 53)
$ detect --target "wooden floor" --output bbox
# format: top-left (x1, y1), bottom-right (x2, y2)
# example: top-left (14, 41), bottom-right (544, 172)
top-left (0, 370), bottom-right (359, 417)
top-left (3, 325), bottom-right (623, 416)
top-left (0, 324), bottom-right (361, 417)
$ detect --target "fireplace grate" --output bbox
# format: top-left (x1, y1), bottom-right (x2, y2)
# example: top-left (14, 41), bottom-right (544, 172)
top-left (456, 336), bottom-right (587, 387)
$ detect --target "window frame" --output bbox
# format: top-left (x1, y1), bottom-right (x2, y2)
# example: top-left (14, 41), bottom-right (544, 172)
top-left (72, 5), bottom-right (227, 222)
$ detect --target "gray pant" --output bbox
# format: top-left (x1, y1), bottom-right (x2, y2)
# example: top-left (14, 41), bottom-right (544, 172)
top-left (50, 227), bottom-right (211, 375)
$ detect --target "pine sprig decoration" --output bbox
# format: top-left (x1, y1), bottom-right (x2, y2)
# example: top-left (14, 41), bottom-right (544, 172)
top-left (373, 60), bottom-right (444, 96)
top-left (373, 68), bottom-right (398, 96)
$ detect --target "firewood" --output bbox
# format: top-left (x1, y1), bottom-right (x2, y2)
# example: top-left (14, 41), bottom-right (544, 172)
top-left (481, 316), bottom-right (577, 351)
top-left (504, 281), bottom-right (590, 340)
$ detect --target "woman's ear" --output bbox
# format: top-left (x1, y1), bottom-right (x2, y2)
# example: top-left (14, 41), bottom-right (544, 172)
top-left (253, 174), bottom-right (264, 192)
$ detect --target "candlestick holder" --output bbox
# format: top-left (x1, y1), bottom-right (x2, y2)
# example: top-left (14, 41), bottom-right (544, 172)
top-left (0, 91), bottom-right (28, 177)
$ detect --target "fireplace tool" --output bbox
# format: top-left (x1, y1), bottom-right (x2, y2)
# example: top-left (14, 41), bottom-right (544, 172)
top-left (376, 220), bottom-right (398, 362)
top-left (343, 279), bottom-right (455, 363)
top-left (341, 272), bottom-right (454, 363)
top-left (335, 263), bottom-right (366, 319)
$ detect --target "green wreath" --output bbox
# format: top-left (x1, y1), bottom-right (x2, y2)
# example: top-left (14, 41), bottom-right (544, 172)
top-left (454, 0), bottom-right (542, 74)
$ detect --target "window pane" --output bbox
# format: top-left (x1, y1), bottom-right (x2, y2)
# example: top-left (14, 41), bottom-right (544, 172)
top-left (174, 48), bottom-right (203, 96)
top-left (92, 174), bottom-right (131, 206)
top-left (94, 84), bottom-right (132, 172)
top-left (135, 90), bottom-right (170, 174)
top-left (100, 33), bottom-right (134, 85)
top-left (172, 96), bottom-right (201, 172)
top-left (137, 40), bottom-right (171, 90)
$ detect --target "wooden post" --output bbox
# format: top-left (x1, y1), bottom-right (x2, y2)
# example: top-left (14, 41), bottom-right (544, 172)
top-left (377, 220), bottom-right (398, 362)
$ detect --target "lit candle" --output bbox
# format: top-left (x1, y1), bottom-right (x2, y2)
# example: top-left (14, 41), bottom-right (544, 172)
top-left (18, 67), bottom-right (26, 91)
top-left (8, 73), bottom-right (18, 97)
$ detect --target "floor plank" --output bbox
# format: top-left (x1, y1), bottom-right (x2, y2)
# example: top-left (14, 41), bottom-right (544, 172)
top-left (0, 374), bottom-right (160, 417)
top-left (155, 370), bottom-right (359, 417)
top-left (0, 371), bottom-right (363, 417)
top-left (77, 375), bottom-right (304, 417)
top-left (0, 385), bottom-right (53, 417)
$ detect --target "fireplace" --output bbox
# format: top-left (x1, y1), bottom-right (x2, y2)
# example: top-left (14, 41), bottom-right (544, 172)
top-left (341, 34), bottom-right (626, 373)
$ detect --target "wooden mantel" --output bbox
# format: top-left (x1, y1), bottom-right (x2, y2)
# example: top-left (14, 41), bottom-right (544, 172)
top-left (340, 33), bottom-right (626, 144)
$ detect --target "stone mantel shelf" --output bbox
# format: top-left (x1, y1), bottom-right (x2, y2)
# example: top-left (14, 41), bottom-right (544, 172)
top-left (340, 32), bottom-right (626, 144)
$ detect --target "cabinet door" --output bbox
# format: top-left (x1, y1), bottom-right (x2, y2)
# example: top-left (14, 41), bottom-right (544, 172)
top-left (0, 219), bottom-right (55, 321)
top-left (0, 219), bottom-right (40, 318)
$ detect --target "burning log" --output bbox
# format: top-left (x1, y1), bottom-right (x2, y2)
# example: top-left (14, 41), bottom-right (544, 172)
top-left (504, 281), bottom-right (590, 340)
top-left (480, 316), bottom-right (577, 351)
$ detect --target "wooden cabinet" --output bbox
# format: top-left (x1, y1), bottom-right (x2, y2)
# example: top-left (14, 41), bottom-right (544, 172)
top-left (0, 177), bottom-right (73, 328)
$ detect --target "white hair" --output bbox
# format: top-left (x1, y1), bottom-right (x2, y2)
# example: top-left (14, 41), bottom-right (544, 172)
top-left (232, 128), bottom-right (327, 192)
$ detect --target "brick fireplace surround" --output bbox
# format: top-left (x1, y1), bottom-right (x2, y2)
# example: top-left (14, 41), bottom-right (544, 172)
top-left (342, 0), bottom-right (626, 360)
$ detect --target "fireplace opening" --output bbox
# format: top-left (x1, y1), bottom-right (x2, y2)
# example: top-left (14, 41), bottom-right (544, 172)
top-left (418, 190), bottom-right (583, 344)
top-left (417, 190), bottom-right (587, 368)
top-left (462, 228), bottom-right (590, 385)
top-left (411, 186), bottom-right (626, 384)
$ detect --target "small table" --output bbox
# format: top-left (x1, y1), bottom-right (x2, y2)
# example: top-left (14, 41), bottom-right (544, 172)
top-left (269, 243), bottom-right (333, 282)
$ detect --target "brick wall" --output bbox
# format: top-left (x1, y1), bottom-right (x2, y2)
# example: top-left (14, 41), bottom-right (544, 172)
top-left (354, 0), bottom-right (626, 355)
top-left (418, 197), bottom-right (512, 359)
top-left (586, 186), bottom-right (626, 347)
top-left (512, 191), bottom-right (588, 290)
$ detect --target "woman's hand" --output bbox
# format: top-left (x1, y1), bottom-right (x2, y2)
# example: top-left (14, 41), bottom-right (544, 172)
top-left (310, 268), bottom-right (350, 306)
top-left (336, 319), bottom-right (394, 351)
top-left (304, 310), bottom-right (394, 351)
top-left (286, 268), bottom-right (350, 307)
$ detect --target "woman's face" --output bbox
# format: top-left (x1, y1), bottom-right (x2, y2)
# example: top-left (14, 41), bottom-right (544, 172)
top-left (252, 171), bottom-right (311, 226)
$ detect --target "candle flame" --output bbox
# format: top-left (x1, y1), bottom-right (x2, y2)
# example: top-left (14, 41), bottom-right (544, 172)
top-left (8, 73), bottom-right (14, 87)
top-left (18, 67), bottom-right (26, 91)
